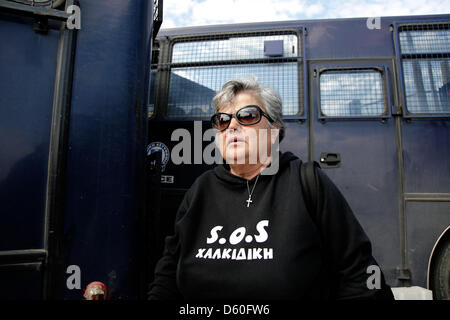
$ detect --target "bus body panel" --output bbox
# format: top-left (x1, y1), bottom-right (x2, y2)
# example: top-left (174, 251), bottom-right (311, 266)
top-left (61, 0), bottom-right (152, 300)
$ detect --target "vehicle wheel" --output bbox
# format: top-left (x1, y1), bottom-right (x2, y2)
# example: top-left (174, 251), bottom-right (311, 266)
top-left (430, 237), bottom-right (450, 300)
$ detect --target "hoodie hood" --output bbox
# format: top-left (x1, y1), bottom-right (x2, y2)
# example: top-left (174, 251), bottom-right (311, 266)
top-left (214, 151), bottom-right (299, 185)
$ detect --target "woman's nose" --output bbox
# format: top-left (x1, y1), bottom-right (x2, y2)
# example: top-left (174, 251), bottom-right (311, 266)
top-left (227, 116), bottom-right (240, 130)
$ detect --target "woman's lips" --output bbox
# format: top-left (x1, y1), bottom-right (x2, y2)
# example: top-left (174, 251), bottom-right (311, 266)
top-left (227, 137), bottom-right (245, 146)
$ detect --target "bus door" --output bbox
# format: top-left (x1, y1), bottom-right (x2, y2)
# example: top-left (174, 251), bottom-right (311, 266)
top-left (0, 1), bottom-right (77, 299)
top-left (310, 61), bottom-right (400, 286)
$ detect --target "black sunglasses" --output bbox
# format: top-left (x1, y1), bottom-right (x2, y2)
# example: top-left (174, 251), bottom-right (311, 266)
top-left (211, 105), bottom-right (275, 132)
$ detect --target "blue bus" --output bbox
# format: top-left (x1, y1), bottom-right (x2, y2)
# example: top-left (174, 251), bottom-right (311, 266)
top-left (0, 0), bottom-right (448, 300)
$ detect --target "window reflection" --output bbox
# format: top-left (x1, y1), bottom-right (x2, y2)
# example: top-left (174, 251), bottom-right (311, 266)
top-left (172, 35), bottom-right (298, 63)
top-left (168, 63), bottom-right (299, 117)
top-left (320, 70), bottom-right (385, 117)
top-left (399, 25), bottom-right (450, 114)
top-left (399, 29), bottom-right (450, 54)
top-left (402, 60), bottom-right (450, 113)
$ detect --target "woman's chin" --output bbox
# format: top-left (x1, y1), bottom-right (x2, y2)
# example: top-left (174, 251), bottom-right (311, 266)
top-left (222, 144), bottom-right (242, 160)
top-left (224, 150), bottom-right (248, 165)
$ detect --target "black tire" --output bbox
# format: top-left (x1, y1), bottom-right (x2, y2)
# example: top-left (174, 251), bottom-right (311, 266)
top-left (430, 237), bottom-right (450, 300)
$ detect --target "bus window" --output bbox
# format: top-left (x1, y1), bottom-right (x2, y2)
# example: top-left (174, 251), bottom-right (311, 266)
top-left (319, 69), bottom-right (386, 117)
top-left (167, 32), bottom-right (302, 118)
top-left (398, 24), bottom-right (450, 114)
top-left (148, 69), bottom-right (157, 117)
top-left (148, 40), bottom-right (160, 118)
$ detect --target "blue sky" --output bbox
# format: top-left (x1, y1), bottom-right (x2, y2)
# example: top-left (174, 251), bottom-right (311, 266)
top-left (161, 0), bottom-right (450, 29)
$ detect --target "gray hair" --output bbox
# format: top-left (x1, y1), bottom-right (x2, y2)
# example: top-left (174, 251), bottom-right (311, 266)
top-left (212, 77), bottom-right (286, 142)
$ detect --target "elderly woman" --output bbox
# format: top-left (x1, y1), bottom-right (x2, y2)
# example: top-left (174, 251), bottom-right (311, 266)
top-left (148, 77), bottom-right (393, 300)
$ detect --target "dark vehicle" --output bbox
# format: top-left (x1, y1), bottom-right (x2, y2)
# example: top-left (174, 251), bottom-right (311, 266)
top-left (0, 0), bottom-right (161, 299)
top-left (0, 0), bottom-right (449, 300)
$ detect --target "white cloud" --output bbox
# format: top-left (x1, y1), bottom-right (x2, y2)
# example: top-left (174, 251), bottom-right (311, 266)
top-left (325, 0), bottom-right (450, 19)
top-left (160, 0), bottom-right (450, 29)
top-left (160, 0), bottom-right (310, 28)
top-left (160, 0), bottom-right (195, 28)
top-left (305, 3), bottom-right (325, 17)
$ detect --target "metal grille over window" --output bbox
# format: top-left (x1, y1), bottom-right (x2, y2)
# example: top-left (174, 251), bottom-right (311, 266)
top-left (152, 0), bottom-right (163, 40)
top-left (4, 0), bottom-right (66, 8)
top-left (319, 69), bottom-right (385, 117)
top-left (148, 40), bottom-right (161, 117)
top-left (167, 32), bottom-right (301, 117)
top-left (398, 23), bottom-right (450, 114)
top-left (148, 69), bottom-right (157, 117)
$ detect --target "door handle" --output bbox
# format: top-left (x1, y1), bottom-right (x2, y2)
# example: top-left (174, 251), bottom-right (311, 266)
top-left (319, 152), bottom-right (341, 168)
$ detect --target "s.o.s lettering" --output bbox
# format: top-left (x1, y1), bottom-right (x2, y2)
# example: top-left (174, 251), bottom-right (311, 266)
top-left (206, 220), bottom-right (269, 245)
top-left (197, 220), bottom-right (273, 261)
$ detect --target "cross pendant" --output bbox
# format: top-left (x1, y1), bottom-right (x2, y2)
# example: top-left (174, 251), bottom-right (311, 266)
top-left (246, 196), bottom-right (253, 207)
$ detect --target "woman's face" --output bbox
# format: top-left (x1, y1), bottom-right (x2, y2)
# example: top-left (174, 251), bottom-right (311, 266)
top-left (216, 91), bottom-right (277, 166)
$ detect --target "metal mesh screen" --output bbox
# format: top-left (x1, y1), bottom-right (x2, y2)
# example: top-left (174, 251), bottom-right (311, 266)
top-left (399, 25), bottom-right (450, 54)
top-left (172, 34), bottom-right (298, 63)
top-left (399, 23), bottom-right (450, 114)
top-left (167, 32), bottom-right (301, 117)
top-left (152, 0), bottom-right (163, 39)
top-left (319, 69), bottom-right (385, 117)
top-left (148, 69), bottom-right (157, 117)
top-left (168, 63), bottom-right (299, 117)
top-left (6, 0), bottom-right (66, 8)
top-left (402, 59), bottom-right (450, 113)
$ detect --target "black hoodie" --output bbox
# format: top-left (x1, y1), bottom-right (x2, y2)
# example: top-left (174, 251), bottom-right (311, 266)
top-left (148, 152), bottom-right (393, 300)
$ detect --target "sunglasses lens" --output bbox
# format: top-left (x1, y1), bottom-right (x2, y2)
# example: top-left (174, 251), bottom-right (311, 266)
top-left (212, 106), bottom-right (262, 131)
top-left (237, 107), bottom-right (260, 125)
top-left (212, 113), bottom-right (231, 131)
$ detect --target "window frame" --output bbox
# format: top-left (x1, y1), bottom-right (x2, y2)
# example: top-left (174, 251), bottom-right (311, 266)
top-left (162, 27), bottom-right (308, 120)
top-left (313, 62), bottom-right (393, 121)
top-left (393, 19), bottom-right (450, 118)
